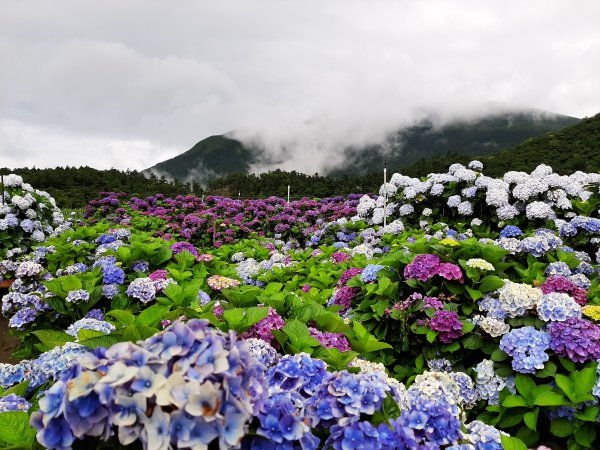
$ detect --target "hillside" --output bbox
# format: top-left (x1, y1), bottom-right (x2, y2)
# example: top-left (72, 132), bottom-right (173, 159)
top-left (403, 112), bottom-right (600, 178)
top-left (147, 109), bottom-right (579, 181)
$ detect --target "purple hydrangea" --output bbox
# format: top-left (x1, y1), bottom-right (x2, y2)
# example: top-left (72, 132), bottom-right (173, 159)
top-left (242, 307), bottom-right (285, 345)
top-left (427, 310), bottom-right (463, 343)
top-left (308, 328), bottom-right (351, 352)
top-left (548, 318), bottom-right (600, 363)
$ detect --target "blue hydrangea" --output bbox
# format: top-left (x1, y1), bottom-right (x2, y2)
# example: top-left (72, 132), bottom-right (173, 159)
top-left (575, 262), bottom-right (595, 276)
top-left (102, 264), bottom-right (125, 284)
top-left (126, 277), bottom-right (156, 303)
top-left (462, 420), bottom-right (504, 449)
top-left (65, 289), bottom-right (90, 303)
top-left (0, 393), bottom-right (31, 412)
top-left (499, 225), bottom-right (523, 238)
top-left (131, 260), bottom-right (149, 272)
top-left (267, 354), bottom-right (329, 397)
top-left (546, 261), bottom-right (571, 277)
top-left (474, 360), bottom-right (505, 405)
top-left (66, 318), bottom-right (116, 339)
top-left (0, 363), bottom-right (25, 388)
top-left (360, 264), bottom-right (385, 283)
top-left (499, 327), bottom-right (551, 374)
top-left (95, 234), bottom-right (117, 244)
top-left (194, 290), bottom-right (210, 306)
top-left (537, 293), bottom-right (582, 322)
top-left (84, 309), bottom-right (105, 321)
top-left (100, 284), bottom-right (119, 300)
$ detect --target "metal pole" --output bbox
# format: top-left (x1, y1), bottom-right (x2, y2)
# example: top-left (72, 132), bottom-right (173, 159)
top-left (238, 191), bottom-right (241, 201)
top-left (383, 161), bottom-right (387, 227)
top-left (0, 174), bottom-right (3, 205)
top-left (287, 185), bottom-right (290, 204)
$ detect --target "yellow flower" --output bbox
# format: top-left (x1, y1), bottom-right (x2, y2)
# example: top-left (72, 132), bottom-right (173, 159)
top-left (439, 238), bottom-right (459, 247)
top-left (583, 305), bottom-right (600, 321)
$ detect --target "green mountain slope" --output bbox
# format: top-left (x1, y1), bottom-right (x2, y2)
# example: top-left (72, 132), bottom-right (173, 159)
top-left (148, 110), bottom-right (579, 181)
top-left (402, 112), bottom-right (600, 178)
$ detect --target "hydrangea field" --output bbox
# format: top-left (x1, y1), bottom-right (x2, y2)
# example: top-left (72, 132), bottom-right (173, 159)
top-left (1, 163), bottom-right (600, 449)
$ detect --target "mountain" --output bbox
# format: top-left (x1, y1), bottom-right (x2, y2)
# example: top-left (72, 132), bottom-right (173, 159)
top-left (402, 111), bottom-right (600, 178)
top-left (147, 109), bottom-right (579, 181)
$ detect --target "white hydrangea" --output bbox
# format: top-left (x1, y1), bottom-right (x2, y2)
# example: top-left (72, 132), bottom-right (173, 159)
top-left (11, 195), bottom-right (33, 210)
top-left (448, 163), bottom-right (466, 174)
top-left (3, 174), bottom-right (23, 187)
top-left (356, 195), bottom-right (376, 217)
top-left (430, 183), bottom-right (444, 196)
top-left (466, 258), bottom-right (494, 271)
top-left (378, 219), bottom-right (404, 235)
top-left (531, 164), bottom-right (553, 178)
top-left (447, 195), bottom-right (462, 208)
top-left (454, 168), bottom-right (478, 182)
top-left (486, 188), bottom-right (509, 207)
top-left (458, 201), bottom-right (473, 215)
top-left (468, 160), bottom-right (483, 171)
top-left (525, 201), bottom-right (554, 220)
top-left (471, 218), bottom-right (482, 227)
top-left (399, 204), bottom-right (414, 216)
top-left (379, 183), bottom-right (398, 197)
top-left (497, 280), bottom-right (542, 317)
top-left (496, 204), bottom-right (519, 220)
top-left (472, 315), bottom-right (510, 337)
top-left (422, 208), bottom-right (433, 217)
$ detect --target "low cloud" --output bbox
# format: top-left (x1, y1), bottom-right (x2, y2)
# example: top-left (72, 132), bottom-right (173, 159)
top-left (0, 1), bottom-right (599, 173)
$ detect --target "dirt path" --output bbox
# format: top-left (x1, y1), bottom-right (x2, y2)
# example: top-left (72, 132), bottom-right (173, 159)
top-left (0, 287), bottom-right (20, 363)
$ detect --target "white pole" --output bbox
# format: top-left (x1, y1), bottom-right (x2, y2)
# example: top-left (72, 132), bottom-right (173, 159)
top-left (383, 161), bottom-right (387, 227)
top-left (238, 191), bottom-right (241, 201)
top-left (287, 185), bottom-right (290, 204)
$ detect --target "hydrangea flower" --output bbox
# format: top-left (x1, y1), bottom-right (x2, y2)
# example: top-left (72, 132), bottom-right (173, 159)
top-left (126, 277), bottom-right (156, 303)
top-left (207, 275), bottom-right (240, 290)
top-left (474, 359), bottom-right (506, 405)
top-left (66, 318), bottom-right (116, 339)
top-left (427, 310), bottom-right (463, 343)
top-left (360, 264), bottom-right (385, 283)
top-left (466, 258), bottom-right (494, 271)
top-left (500, 327), bottom-right (551, 374)
top-left (537, 292), bottom-right (582, 322)
top-left (548, 318), bottom-right (600, 363)
top-left (65, 289), bottom-right (90, 303)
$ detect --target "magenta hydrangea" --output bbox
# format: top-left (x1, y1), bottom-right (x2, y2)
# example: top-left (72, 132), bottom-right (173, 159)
top-left (242, 307), bottom-right (285, 345)
top-left (170, 241), bottom-right (199, 257)
top-left (338, 268), bottom-right (363, 287)
top-left (404, 254), bottom-right (441, 282)
top-left (541, 276), bottom-right (588, 306)
top-left (547, 317), bottom-right (600, 363)
top-left (308, 328), bottom-right (351, 352)
top-left (331, 252), bottom-right (351, 264)
top-left (332, 286), bottom-right (360, 310)
top-left (404, 254), bottom-right (464, 284)
top-left (427, 310), bottom-right (464, 343)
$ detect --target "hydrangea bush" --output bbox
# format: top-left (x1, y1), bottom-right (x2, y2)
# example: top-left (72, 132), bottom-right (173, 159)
top-left (0, 174), bottom-right (68, 260)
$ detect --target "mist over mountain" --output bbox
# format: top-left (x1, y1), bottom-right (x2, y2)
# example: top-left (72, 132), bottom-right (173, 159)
top-left (147, 108), bottom-right (579, 182)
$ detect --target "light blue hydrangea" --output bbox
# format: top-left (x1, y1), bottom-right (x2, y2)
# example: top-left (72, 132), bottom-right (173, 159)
top-left (360, 264), bottom-right (385, 283)
top-left (499, 327), bottom-right (550, 374)
top-left (537, 293), bottom-right (581, 322)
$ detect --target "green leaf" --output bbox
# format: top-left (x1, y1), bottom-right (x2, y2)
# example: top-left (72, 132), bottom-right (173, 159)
top-left (465, 285), bottom-right (483, 301)
top-left (502, 395), bottom-right (529, 408)
top-left (461, 333), bottom-right (483, 350)
top-left (535, 361), bottom-right (557, 378)
top-left (491, 349), bottom-right (509, 361)
top-left (554, 373), bottom-right (575, 401)
top-left (135, 304), bottom-right (170, 327)
top-left (3, 381), bottom-right (30, 398)
top-left (500, 435), bottom-right (527, 450)
top-left (515, 374), bottom-right (537, 404)
top-left (78, 334), bottom-right (121, 349)
top-left (523, 408), bottom-right (539, 431)
top-left (32, 329), bottom-right (74, 350)
top-left (426, 330), bottom-right (437, 343)
top-left (550, 418), bottom-right (575, 437)
top-left (574, 423), bottom-right (597, 447)
top-left (0, 411), bottom-right (36, 447)
top-left (77, 329), bottom-right (107, 340)
top-left (573, 367), bottom-right (597, 395)
top-left (479, 275), bottom-right (505, 293)
top-left (106, 309), bottom-right (135, 325)
top-left (575, 405), bottom-right (599, 422)
top-left (533, 391), bottom-right (566, 407)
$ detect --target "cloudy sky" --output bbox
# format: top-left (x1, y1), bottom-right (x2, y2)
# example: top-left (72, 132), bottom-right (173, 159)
top-left (1, 0), bottom-right (599, 173)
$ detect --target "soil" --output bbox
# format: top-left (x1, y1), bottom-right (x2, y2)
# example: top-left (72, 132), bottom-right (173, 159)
top-left (0, 287), bottom-right (20, 363)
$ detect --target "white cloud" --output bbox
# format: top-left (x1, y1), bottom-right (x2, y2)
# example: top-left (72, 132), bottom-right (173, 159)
top-left (1, 0), bottom-right (599, 173)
